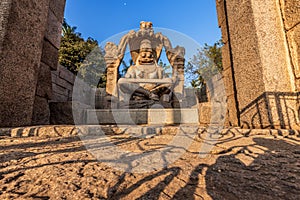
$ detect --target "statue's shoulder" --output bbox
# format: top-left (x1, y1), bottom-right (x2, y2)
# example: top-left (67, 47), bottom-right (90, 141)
top-left (125, 65), bottom-right (136, 78)
top-left (127, 65), bottom-right (137, 72)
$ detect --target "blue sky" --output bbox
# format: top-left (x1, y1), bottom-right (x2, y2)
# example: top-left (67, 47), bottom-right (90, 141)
top-left (64, 0), bottom-right (221, 46)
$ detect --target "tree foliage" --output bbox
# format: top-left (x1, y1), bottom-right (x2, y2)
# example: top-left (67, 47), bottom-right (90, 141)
top-left (59, 19), bottom-right (106, 88)
top-left (185, 40), bottom-right (223, 88)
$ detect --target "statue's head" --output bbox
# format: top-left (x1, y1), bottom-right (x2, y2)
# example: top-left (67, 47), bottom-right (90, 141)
top-left (136, 39), bottom-right (155, 65)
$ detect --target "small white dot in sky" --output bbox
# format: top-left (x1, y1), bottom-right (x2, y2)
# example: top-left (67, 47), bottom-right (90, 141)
top-left (124, 3), bottom-right (127, 6)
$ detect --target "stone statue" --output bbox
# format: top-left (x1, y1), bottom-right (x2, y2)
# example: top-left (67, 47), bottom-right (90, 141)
top-left (118, 39), bottom-right (173, 102)
top-left (104, 21), bottom-right (186, 108)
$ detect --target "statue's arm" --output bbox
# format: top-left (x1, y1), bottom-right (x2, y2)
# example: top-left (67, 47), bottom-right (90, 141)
top-left (157, 67), bottom-right (164, 79)
top-left (125, 66), bottom-right (135, 78)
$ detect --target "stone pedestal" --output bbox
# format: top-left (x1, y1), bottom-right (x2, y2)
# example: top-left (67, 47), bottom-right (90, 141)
top-left (86, 108), bottom-right (199, 125)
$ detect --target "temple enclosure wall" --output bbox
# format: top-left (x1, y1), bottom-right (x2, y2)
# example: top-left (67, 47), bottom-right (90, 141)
top-left (0, 0), bottom-right (299, 129)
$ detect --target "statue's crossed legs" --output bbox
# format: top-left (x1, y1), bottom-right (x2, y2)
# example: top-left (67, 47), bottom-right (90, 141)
top-left (117, 78), bottom-right (173, 102)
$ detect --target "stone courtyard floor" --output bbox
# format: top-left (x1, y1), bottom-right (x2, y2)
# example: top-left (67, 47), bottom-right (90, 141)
top-left (0, 126), bottom-right (299, 199)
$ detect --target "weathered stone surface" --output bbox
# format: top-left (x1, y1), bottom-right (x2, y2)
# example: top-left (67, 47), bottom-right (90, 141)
top-left (45, 9), bottom-right (62, 49)
top-left (226, 0), bottom-right (265, 110)
top-left (183, 89), bottom-right (199, 108)
top-left (0, 0), bottom-right (12, 50)
top-left (239, 92), bottom-right (300, 129)
top-left (1, 125), bottom-right (299, 138)
top-left (222, 68), bottom-right (234, 97)
top-left (280, 0), bottom-right (300, 30)
top-left (41, 39), bottom-right (59, 70)
top-left (287, 24), bottom-right (300, 78)
top-left (148, 108), bottom-right (199, 125)
top-left (50, 65), bottom-right (76, 102)
top-left (0, 128), bottom-right (299, 199)
top-left (49, 0), bottom-right (66, 22)
top-left (225, 94), bottom-right (239, 127)
top-left (52, 83), bottom-right (69, 97)
top-left (54, 75), bottom-right (73, 91)
top-left (58, 65), bottom-right (75, 84)
top-left (32, 96), bottom-right (50, 125)
top-left (86, 108), bottom-right (199, 125)
top-left (51, 91), bottom-right (68, 102)
top-left (251, 0), bottom-right (293, 92)
top-left (216, 0), bottom-right (225, 27)
top-left (50, 101), bottom-right (91, 125)
top-left (220, 0), bottom-right (297, 129)
top-left (86, 109), bottom-right (148, 125)
top-left (36, 62), bottom-right (52, 99)
top-left (0, 0), bottom-right (50, 127)
top-left (49, 102), bottom-right (74, 124)
top-left (95, 88), bottom-right (107, 109)
top-left (221, 43), bottom-right (231, 70)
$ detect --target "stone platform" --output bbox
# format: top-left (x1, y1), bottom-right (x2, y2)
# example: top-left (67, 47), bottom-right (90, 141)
top-left (85, 108), bottom-right (199, 125)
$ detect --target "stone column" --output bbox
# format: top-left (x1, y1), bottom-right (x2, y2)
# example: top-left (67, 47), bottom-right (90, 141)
top-left (0, 0), bottom-right (51, 127)
top-left (104, 42), bottom-right (123, 96)
top-left (217, 0), bottom-right (298, 129)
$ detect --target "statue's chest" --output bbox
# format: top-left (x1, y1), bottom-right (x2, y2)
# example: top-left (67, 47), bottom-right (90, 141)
top-left (135, 66), bottom-right (158, 79)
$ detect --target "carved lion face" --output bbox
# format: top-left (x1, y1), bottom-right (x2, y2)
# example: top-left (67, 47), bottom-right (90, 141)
top-left (137, 49), bottom-right (155, 65)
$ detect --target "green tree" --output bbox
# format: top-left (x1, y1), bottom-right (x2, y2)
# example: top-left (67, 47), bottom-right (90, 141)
top-left (185, 40), bottom-right (223, 88)
top-left (59, 19), bottom-right (106, 87)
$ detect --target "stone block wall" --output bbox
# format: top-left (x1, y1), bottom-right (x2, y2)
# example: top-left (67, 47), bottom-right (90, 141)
top-left (32, 0), bottom-right (66, 125)
top-left (49, 64), bottom-right (95, 125)
top-left (51, 65), bottom-right (74, 102)
top-left (280, 0), bottom-right (300, 89)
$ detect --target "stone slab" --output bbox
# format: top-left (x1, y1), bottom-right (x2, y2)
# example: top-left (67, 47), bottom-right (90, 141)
top-left (45, 9), bottom-right (62, 49)
top-left (86, 109), bottom-right (199, 125)
top-left (41, 39), bottom-right (59, 70)
top-left (86, 109), bottom-right (148, 125)
top-left (49, 0), bottom-right (66, 22)
top-left (280, 0), bottom-right (300, 30)
top-left (148, 108), bottom-right (199, 125)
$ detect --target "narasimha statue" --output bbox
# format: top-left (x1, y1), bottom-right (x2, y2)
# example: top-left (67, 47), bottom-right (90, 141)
top-left (104, 21), bottom-right (185, 108)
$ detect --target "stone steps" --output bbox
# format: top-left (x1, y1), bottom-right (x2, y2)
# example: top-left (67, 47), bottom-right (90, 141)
top-left (1, 125), bottom-right (299, 138)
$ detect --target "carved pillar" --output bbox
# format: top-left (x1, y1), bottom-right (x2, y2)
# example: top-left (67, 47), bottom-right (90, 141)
top-left (167, 46), bottom-right (186, 99)
top-left (104, 42), bottom-right (123, 96)
top-left (105, 59), bottom-right (119, 96)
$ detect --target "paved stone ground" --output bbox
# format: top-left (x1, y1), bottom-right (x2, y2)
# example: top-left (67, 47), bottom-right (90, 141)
top-left (0, 127), bottom-right (299, 199)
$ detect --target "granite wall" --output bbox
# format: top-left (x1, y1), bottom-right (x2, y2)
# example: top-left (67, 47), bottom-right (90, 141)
top-left (0, 0), bottom-right (66, 127)
top-left (51, 65), bottom-right (74, 103)
top-left (49, 64), bottom-right (94, 125)
top-left (216, 0), bottom-right (300, 129)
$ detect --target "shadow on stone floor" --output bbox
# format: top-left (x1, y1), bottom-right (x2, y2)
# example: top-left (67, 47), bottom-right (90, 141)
top-left (204, 137), bottom-right (300, 200)
top-left (0, 130), bottom-right (300, 199)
